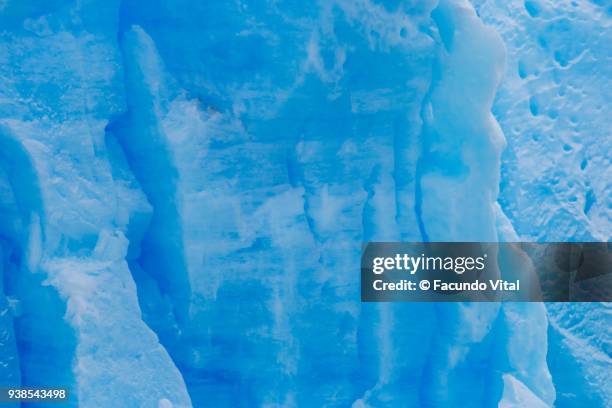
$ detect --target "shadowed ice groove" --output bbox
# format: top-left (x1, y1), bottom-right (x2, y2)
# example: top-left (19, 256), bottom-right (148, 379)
top-left (0, 1), bottom-right (191, 406)
top-left (0, 128), bottom-right (75, 408)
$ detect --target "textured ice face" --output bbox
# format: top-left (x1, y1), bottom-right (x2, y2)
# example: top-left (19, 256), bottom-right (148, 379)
top-left (474, 0), bottom-right (611, 243)
top-left (473, 1), bottom-right (612, 407)
top-left (0, 0), bottom-right (609, 407)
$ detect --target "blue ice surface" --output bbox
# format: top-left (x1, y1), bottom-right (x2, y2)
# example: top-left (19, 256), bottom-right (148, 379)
top-left (0, 0), bottom-right (610, 407)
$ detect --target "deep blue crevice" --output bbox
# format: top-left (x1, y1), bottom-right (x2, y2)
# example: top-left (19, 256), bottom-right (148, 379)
top-left (0, 128), bottom-right (77, 407)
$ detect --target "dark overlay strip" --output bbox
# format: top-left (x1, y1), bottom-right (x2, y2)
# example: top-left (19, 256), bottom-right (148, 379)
top-left (361, 242), bottom-right (611, 302)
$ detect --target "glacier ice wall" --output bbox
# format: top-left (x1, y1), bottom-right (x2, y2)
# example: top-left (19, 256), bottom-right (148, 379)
top-left (0, 0), bottom-right (609, 407)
